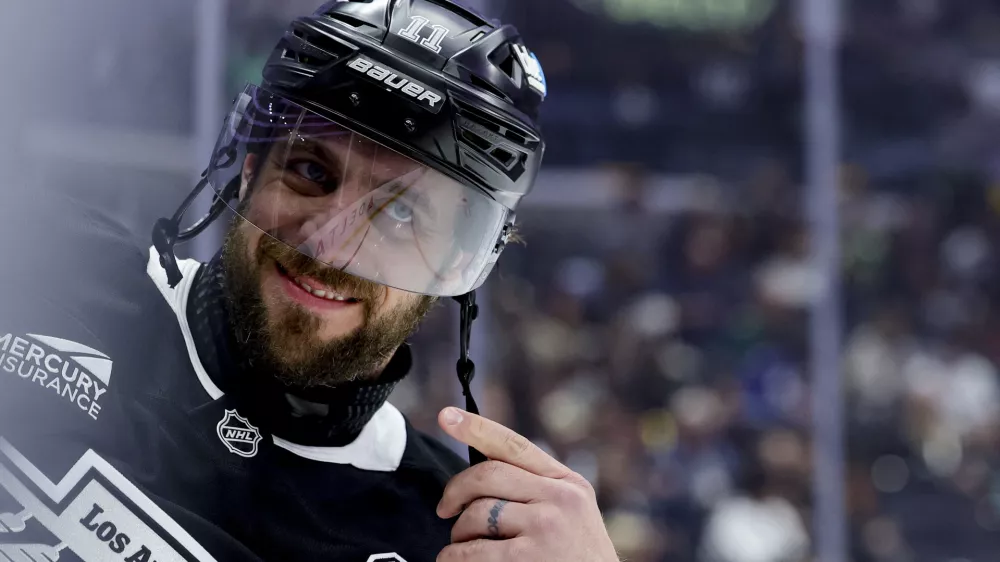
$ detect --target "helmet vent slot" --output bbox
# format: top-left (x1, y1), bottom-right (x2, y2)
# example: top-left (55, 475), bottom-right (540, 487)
top-left (459, 120), bottom-right (523, 171)
top-left (454, 99), bottom-right (535, 146)
top-left (489, 45), bottom-right (518, 82)
top-left (281, 48), bottom-right (319, 66)
top-left (489, 147), bottom-right (517, 169)
top-left (281, 23), bottom-right (356, 65)
top-left (461, 129), bottom-right (493, 151)
top-left (423, 0), bottom-right (491, 28)
top-left (325, 11), bottom-right (378, 30)
top-left (469, 74), bottom-right (511, 103)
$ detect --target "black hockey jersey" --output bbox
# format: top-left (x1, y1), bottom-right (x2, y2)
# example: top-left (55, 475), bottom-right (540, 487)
top-left (0, 184), bottom-right (467, 561)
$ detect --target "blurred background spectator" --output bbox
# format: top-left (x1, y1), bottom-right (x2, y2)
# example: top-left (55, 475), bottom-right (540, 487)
top-left (7, 0), bottom-right (1000, 560)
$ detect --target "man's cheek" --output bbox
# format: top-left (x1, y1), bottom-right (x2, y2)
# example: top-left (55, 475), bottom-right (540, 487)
top-left (242, 183), bottom-right (315, 242)
top-left (246, 227), bottom-right (270, 266)
top-left (383, 293), bottom-right (421, 320)
top-left (375, 289), bottom-right (405, 313)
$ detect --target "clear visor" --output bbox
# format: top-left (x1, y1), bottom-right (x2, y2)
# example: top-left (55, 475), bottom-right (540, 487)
top-left (209, 84), bottom-right (510, 297)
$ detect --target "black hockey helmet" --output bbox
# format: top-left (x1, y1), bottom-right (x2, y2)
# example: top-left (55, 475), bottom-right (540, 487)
top-left (263, 0), bottom-right (547, 208)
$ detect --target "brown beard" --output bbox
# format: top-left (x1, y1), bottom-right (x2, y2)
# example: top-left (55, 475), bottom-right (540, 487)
top-left (220, 218), bottom-right (437, 388)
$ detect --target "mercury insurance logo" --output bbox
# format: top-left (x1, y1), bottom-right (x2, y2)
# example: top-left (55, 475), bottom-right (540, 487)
top-left (216, 410), bottom-right (262, 458)
top-left (0, 333), bottom-right (113, 421)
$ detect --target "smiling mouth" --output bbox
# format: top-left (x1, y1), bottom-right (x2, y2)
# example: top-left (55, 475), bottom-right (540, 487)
top-left (275, 262), bottom-right (361, 304)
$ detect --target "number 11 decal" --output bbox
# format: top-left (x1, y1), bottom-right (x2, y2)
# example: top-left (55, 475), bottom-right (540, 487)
top-left (397, 15), bottom-right (450, 54)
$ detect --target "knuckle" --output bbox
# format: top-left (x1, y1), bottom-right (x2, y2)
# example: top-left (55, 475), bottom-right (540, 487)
top-left (485, 459), bottom-right (505, 477)
top-left (440, 480), bottom-right (460, 506)
top-left (450, 513), bottom-right (473, 543)
top-left (451, 497), bottom-right (497, 543)
top-left (464, 540), bottom-right (488, 559)
top-left (470, 416), bottom-right (488, 439)
top-left (468, 496), bottom-right (496, 514)
top-left (440, 541), bottom-right (480, 562)
top-left (502, 432), bottom-right (532, 459)
top-left (471, 461), bottom-right (503, 486)
top-left (553, 479), bottom-right (590, 507)
top-left (437, 544), bottom-right (466, 562)
top-left (572, 473), bottom-right (598, 498)
top-left (533, 505), bottom-right (561, 534)
top-left (507, 538), bottom-right (533, 560)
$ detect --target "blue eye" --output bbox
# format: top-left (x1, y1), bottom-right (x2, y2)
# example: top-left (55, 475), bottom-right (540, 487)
top-left (386, 200), bottom-right (414, 223)
top-left (292, 161), bottom-right (330, 183)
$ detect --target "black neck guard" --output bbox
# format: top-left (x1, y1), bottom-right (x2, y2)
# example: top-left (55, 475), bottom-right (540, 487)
top-left (186, 252), bottom-right (410, 447)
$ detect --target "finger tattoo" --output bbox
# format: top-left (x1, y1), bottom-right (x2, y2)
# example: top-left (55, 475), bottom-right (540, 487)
top-left (486, 500), bottom-right (509, 538)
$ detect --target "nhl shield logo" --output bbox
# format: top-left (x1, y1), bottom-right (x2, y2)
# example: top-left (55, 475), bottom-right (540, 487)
top-left (216, 409), bottom-right (263, 458)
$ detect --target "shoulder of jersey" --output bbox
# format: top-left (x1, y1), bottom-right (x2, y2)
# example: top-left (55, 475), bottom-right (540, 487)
top-left (0, 183), bottom-right (160, 292)
top-left (0, 183), bottom-right (175, 440)
top-left (0, 183), bottom-right (173, 402)
top-left (0, 184), bottom-right (150, 270)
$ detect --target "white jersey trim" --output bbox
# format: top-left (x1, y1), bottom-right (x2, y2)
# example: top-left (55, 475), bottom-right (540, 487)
top-left (145, 248), bottom-right (407, 472)
top-left (273, 403), bottom-right (407, 471)
top-left (146, 249), bottom-right (224, 400)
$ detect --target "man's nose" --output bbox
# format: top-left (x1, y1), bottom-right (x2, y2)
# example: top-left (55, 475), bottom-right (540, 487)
top-left (295, 196), bottom-right (373, 267)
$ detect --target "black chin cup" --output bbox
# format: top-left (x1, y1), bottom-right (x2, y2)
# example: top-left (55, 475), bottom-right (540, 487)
top-left (153, 217), bottom-right (183, 287)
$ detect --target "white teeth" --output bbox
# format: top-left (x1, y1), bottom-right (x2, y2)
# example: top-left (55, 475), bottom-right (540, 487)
top-left (293, 277), bottom-right (351, 302)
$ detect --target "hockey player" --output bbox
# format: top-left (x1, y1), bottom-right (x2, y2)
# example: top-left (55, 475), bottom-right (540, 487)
top-left (0, 1), bottom-right (620, 561)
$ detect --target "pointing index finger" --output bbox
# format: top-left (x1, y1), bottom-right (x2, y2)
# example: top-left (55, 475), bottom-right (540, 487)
top-left (439, 408), bottom-right (570, 479)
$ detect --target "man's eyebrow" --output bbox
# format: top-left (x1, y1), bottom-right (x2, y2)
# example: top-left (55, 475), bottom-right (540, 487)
top-left (294, 137), bottom-right (340, 163)
top-left (286, 136), bottom-right (349, 182)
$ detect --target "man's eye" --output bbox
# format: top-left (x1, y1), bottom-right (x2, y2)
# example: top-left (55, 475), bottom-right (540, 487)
top-left (290, 161), bottom-right (330, 183)
top-left (385, 200), bottom-right (414, 223)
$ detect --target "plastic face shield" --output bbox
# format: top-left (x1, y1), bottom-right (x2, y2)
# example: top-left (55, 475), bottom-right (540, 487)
top-left (208, 85), bottom-right (511, 297)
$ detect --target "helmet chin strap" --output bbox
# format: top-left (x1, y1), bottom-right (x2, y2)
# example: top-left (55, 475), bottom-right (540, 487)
top-left (154, 144), bottom-right (239, 288)
top-left (453, 291), bottom-right (488, 465)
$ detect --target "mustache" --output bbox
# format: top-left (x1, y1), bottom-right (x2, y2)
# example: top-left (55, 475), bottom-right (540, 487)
top-left (256, 235), bottom-right (385, 305)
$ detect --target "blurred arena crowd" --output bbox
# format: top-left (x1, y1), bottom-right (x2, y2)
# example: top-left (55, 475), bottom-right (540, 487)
top-left (231, 0), bottom-right (1000, 561)
top-left (399, 163), bottom-right (1000, 562)
top-left (394, 1), bottom-right (1000, 561)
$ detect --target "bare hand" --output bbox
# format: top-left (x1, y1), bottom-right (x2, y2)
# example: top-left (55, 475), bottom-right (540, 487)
top-left (435, 408), bottom-right (619, 562)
